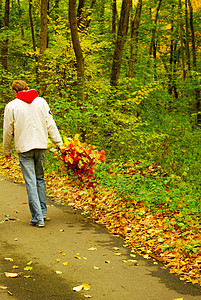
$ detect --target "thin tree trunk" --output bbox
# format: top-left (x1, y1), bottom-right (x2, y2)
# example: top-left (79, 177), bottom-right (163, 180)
top-left (188, 0), bottom-right (196, 67)
top-left (112, 0), bottom-right (117, 35)
top-left (184, 0), bottom-right (191, 72)
top-left (40, 0), bottom-right (48, 55)
top-left (179, 0), bottom-right (186, 80)
top-left (128, 0), bottom-right (142, 78)
top-left (17, 0), bottom-right (24, 38)
top-left (110, 0), bottom-right (131, 87)
top-left (149, 0), bottom-right (162, 57)
top-left (29, 0), bottom-right (36, 52)
top-left (69, 0), bottom-right (84, 97)
top-left (2, 0), bottom-right (10, 70)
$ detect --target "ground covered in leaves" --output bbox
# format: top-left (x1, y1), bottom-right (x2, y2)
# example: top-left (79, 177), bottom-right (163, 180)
top-left (0, 151), bottom-right (201, 287)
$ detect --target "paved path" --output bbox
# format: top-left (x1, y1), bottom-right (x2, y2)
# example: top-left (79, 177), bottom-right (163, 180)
top-left (0, 176), bottom-right (201, 300)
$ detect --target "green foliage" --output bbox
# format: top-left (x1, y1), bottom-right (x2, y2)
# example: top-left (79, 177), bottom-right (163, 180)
top-left (1, 0), bottom-right (201, 226)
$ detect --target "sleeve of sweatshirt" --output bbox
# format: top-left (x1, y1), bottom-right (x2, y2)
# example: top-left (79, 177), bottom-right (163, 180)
top-left (3, 104), bottom-right (14, 156)
top-left (45, 102), bottom-right (63, 147)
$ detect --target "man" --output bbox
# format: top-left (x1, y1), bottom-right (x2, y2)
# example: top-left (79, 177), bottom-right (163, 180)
top-left (3, 80), bottom-right (65, 228)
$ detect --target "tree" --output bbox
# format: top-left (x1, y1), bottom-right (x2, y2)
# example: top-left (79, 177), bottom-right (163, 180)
top-left (40, 0), bottom-right (48, 55)
top-left (29, 0), bottom-right (36, 52)
top-left (69, 0), bottom-right (84, 101)
top-left (2, 0), bottom-right (10, 70)
top-left (128, 0), bottom-right (142, 78)
top-left (112, 0), bottom-right (117, 35)
top-left (110, 0), bottom-right (131, 86)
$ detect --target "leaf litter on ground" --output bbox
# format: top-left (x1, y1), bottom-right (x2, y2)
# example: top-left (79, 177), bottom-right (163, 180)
top-left (1, 153), bottom-right (201, 286)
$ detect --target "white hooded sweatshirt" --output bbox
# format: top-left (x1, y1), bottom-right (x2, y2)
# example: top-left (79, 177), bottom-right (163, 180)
top-left (3, 90), bottom-right (63, 156)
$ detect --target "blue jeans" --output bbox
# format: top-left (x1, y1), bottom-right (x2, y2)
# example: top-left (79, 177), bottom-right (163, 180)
top-left (18, 149), bottom-right (47, 224)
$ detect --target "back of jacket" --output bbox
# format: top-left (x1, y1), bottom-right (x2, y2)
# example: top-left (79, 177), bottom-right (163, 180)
top-left (3, 92), bottom-right (62, 156)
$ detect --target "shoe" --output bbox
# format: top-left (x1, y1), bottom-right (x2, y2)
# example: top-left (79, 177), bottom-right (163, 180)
top-left (43, 214), bottom-right (47, 220)
top-left (29, 221), bottom-right (45, 228)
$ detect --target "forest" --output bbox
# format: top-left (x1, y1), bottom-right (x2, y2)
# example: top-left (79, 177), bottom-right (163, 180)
top-left (1, 0), bottom-right (201, 285)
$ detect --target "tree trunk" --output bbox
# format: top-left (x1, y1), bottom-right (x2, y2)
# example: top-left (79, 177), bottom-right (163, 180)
top-left (2, 0), bottom-right (10, 70)
top-left (188, 0), bottom-right (196, 67)
top-left (29, 0), bottom-right (36, 52)
top-left (17, 0), bottom-right (25, 38)
top-left (149, 0), bottom-right (163, 58)
top-left (112, 0), bottom-right (117, 35)
top-left (69, 0), bottom-right (84, 98)
top-left (128, 0), bottom-right (142, 78)
top-left (184, 0), bottom-right (191, 72)
top-left (40, 0), bottom-right (48, 55)
top-left (99, 1), bottom-right (105, 35)
top-left (110, 0), bottom-right (131, 87)
top-left (179, 0), bottom-right (186, 80)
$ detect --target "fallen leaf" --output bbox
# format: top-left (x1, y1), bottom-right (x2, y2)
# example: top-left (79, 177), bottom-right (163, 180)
top-left (130, 254), bottom-right (136, 258)
top-left (60, 229), bottom-right (64, 232)
top-left (115, 252), bottom-right (121, 256)
top-left (88, 247), bottom-right (97, 251)
top-left (0, 286), bottom-right (8, 290)
top-left (56, 259), bottom-right (60, 262)
top-left (24, 266), bottom-right (33, 271)
top-left (12, 265), bottom-right (19, 269)
top-left (113, 247), bottom-right (120, 251)
top-left (27, 261), bottom-right (33, 265)
top-left (63, 262), bottom-right (68, 266)
top-left (7, 291), bottom-right (13, 296)
top-left (4, 258), bottom-right (13, 262)
top-left (24, 275), bottom-right (32, 278)
top-left (55, 271), bottom-right (62, 274)
top-left (84, 296), bottom-right (93, 298)
top-left (82, 283), bottom-right (90, 291)
top-left (73, 285), bottom-right (83, 292)
top-left (105, 260), bottom-right (110, 264)
top-left (174, 298), bottom-right (183, 300)
top-left (62, 253), bottom-right (66, 256)
top-left (59, 250), bottom-right (63, 253)
top-left (83, 257), bottom-right (87, 260)
top-left (21, 202), bottom-right (28, 204)
top-left (5, 272), bottom-right (19, 278)
top-left (14, 210), bottom-right (20, 213)
top-left (74, 255), bottom-right (81, 259)
top-left (93, 266), bottom-right (100, 270)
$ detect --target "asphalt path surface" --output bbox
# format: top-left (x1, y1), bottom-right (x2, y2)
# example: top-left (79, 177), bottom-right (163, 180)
top-left (1, 176), bottom-right (201, 300)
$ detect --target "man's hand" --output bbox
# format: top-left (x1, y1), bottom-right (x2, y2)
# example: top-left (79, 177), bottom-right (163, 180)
top-left (59, 145), bottom-right (66, 154)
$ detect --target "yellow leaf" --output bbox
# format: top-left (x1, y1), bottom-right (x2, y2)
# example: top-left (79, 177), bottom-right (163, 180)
top-left (63, 262), bottom-right (68, 266)
top-left (88, 247), bottom-right (97, 251)
top-left (82, 283), bottom-right (90, 291)
top-left (73, 285), bottom-right (83, 292)
top-left (115, 252), bottom-right (122, 256)
top-left (4, 258), bottom-right (13, 262)
top-left (56, 259), bottom-right (60, 262)
top-left (84, 296), bottom-right (93, 298)
top-left (12, 265), bottom-right (19, 269)
top-left (5, 272), bottom-right (19, 278)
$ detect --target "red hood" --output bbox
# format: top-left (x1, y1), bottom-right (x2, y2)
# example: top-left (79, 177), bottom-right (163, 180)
top-left (17, 90), bottom-right (38, 103)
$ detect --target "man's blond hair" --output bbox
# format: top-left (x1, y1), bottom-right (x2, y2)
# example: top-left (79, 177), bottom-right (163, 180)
top-left (12, 80), bottom-right (28, 93)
